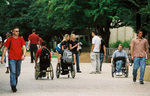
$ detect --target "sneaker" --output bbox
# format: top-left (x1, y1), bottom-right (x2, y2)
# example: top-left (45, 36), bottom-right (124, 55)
top-left (133, 77), bottom-right (136, 82)
top-left (77, 71), bottom-right (81, 73)
top-left (96, 71), bottom-right (101, 74)
top-left (119, 72), bottom-right (122, 75)
top-left (116, 72), bottom-right (119, 76)
top-left (140, 81), bottom-right (144, 84)
top-left (5, 70), bottom-right (9, 73)
top-left (11, 86), bottom-right (17, 92)
top-left (90, 71), bottom-right (96, 74)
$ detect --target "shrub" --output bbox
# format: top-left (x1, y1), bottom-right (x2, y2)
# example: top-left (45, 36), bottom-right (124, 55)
top-left (109, 40), bottom-right (131, 48)
top-left (80, 40), bottom-right (90, 46)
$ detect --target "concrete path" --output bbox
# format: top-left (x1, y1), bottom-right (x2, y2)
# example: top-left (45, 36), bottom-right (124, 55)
top-left (0, 57), bottom-right (150, 96)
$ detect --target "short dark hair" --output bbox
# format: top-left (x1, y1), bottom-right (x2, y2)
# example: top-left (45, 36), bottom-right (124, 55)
top-left (137, 30), bottom-right (143, 34)
top-left (92, 30), bottom-right (98, 35)
top-left (32, 29), bottom-right (36, 32)
top-left (12, 27), bottom-right (19, 32)
top-left (42, 41), bottom-right (47, 46)
top-left (97, 33), bottom-right (102, 36)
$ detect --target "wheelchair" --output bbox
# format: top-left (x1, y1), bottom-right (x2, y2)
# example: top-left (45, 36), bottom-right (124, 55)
top-left (56, 58), bottom-right (75, 79)
top-left (111, 57), bottom-right (129, 77)
top-left (35, 62), bottom-right (54, 80)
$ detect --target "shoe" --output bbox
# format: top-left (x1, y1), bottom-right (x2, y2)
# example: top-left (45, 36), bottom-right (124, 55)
top-left (30, 61), bottom-right (34, 63)
top-left (119, 72), bottom-right (122, 75)
top-left (5, 70), bottom-right (9, 73)
top-left (90, 71), bottom-right (96, 74)
top-left (97, 71), bottom-right (101, 74)
top-left (140, 81), bottom-right (144, 84)
top-left (11, 86), bottom-right (17, 92)
top-left (133, 77), bottom-right (136, 82)
top-left (116, 72), bottom-right (119, 76)
top-left (77, 71), bottom-right (81, 73)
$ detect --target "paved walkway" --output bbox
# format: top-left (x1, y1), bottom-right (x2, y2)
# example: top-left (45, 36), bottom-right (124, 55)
top-left (0, 57), bottom-right (150, 96)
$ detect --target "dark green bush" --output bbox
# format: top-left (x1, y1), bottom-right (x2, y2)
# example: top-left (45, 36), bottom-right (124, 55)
top-left (80, 40), bottom-right (90, 46)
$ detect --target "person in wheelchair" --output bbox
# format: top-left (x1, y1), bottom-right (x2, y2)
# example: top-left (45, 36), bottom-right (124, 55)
top-left (111, 44), bottom-right (129, 76)
top-left (60, 45), bottom-right (76, 75)
top-left (34, 41), bottom-right (51, 77)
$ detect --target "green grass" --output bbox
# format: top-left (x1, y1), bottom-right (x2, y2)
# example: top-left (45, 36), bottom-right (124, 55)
top-left (146, 59), bottom-right (150, 65)
top-left (52, 56), bottom-right (57, 58)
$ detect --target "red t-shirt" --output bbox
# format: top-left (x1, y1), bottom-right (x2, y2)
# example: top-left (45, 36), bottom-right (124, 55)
top-left (28, 33), bottom-right (39, 44)
top-left (36, 47), bottom-right (51, 59)
top-left (4, 36), bottom-right (26, 60)
top-left (39, 37), bottom-right (43, 45)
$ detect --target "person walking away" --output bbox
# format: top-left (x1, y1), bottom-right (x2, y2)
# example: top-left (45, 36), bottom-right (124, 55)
top-left (27, 29), bottom-right (40, 63)
top-left (90, 31), bottom-right (101, 74)
top-left (35, 41), bottom-right (51, 77)
top-left (97, 33), bottom-right (106, 72)
top-left (111, 44), bottom-right (129, 75)
top-left (70, 34), bottom-right (81, 73)
top-left (130, 30), bottom-right (149, 84)
top-left (4, 32), bottom-right (12, 73)
top-left (1, 27), bottom-right (26, 92)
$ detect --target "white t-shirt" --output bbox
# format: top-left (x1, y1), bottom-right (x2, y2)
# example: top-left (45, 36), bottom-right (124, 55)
top-left (0, 36), bottom-right (2, 41)
top-left (92, 36), bottom-right (101, 52)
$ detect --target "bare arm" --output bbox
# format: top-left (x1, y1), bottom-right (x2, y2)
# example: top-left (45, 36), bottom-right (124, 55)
top-left (69, 44), bottom-right (78, 50)
top-left (146, 48), bottom-right (149, 59)
top-left (99, 44), bottom-right (101, 52)
top-left (21, 45), bottom-right (26, 60)
top-left (103, 45), bottom-right (106, 56)
top-left (91, 44), bottom-right (94, 52)
top-left (27, 40), bottom-right (30, 49)
top-left (130, 46), bottom-right (134, 60)
top-left (111, 57), bottom-right (114, 66)
top-left (35, 57), bottom-right (38, 69)
top-left (1, 47), bottom-right (8, 64)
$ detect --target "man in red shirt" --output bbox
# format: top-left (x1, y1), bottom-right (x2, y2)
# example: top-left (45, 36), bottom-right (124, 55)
top-left (27, 29), bottom-right (40, 63)
top-left (35, 41), bottom-right (51, 77)
top-left (1, 27), bottom-right (26, 92)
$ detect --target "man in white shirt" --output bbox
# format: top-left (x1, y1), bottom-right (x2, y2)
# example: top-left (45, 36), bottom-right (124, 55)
top-left (90, 31), bottom-right (101, 74)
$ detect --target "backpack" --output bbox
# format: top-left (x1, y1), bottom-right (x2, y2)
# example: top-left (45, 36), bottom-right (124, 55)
top-left (40, 48), bottom-right (50, 67)
top-left (56, 43), bottom-right (61, 52)
top-left (62, 49), bottom-right (73, 64)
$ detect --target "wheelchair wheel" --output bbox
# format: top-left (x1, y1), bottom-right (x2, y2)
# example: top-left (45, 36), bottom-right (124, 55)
top-left (35, 69), bottom-right (39, 80)
top-left (111, 65), bottom-right (115, 77)
top-left (50, 63), bottom-right (54, 80)
top-left (125, 66), bottom-right (129, 77)
top-left (56, 64), bottom-right (60, 78)
top-left (71, 65), bottom-right (75, 78)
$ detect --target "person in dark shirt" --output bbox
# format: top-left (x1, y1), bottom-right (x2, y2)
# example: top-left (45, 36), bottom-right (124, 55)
top-left (98, 33), bottom-right (106, 72)
top-left (70, 34), bottom-right (81, 73)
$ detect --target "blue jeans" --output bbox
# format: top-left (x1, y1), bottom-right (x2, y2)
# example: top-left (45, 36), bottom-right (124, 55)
top-left (99, 53), bottom-right (104, 71)
top-left (9, 59), bottom-right (22, 86)
top-left (133, 57), bottom-right (146, 82)
top-left (73, 51), bottom-right (80, 71)
top-left (116, 60), bottom-right (123, 72)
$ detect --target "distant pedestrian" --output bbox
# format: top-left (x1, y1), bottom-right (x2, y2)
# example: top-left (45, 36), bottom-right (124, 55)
top-left (79, 41), bottom-right (83, 55)
top-left (27, 29), bottom-right (40, 63)
top-left (98, 33), bottom-right (106, 72)
top-left (70, 34), bottom-right (81, 73)
top-left (90, 31), bottom-right (101, 74)
top-left (37, 34), bottom-right (43, 49)
top-left (1, 27), bottom-right (26, 92)
top-left (4, 32), bottom-right (12, 73)
top-left (130, 30), bottom-right (149, 84)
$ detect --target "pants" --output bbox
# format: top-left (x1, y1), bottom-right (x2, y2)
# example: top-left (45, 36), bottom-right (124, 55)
top-left (9, 59), bottom-right (22, 86)
top-left (30, 44), bottom-right (38, 62)
top-left (91, 52), bottom-right (100, 72)
top-left (116, 60), bottom-right (123, 72)
top-left (100, 53), bottom-right (104, 71)
top-left (133, 57), bottom-right (146, 82)
top-left (73, 51), bottom-right (80, 71)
